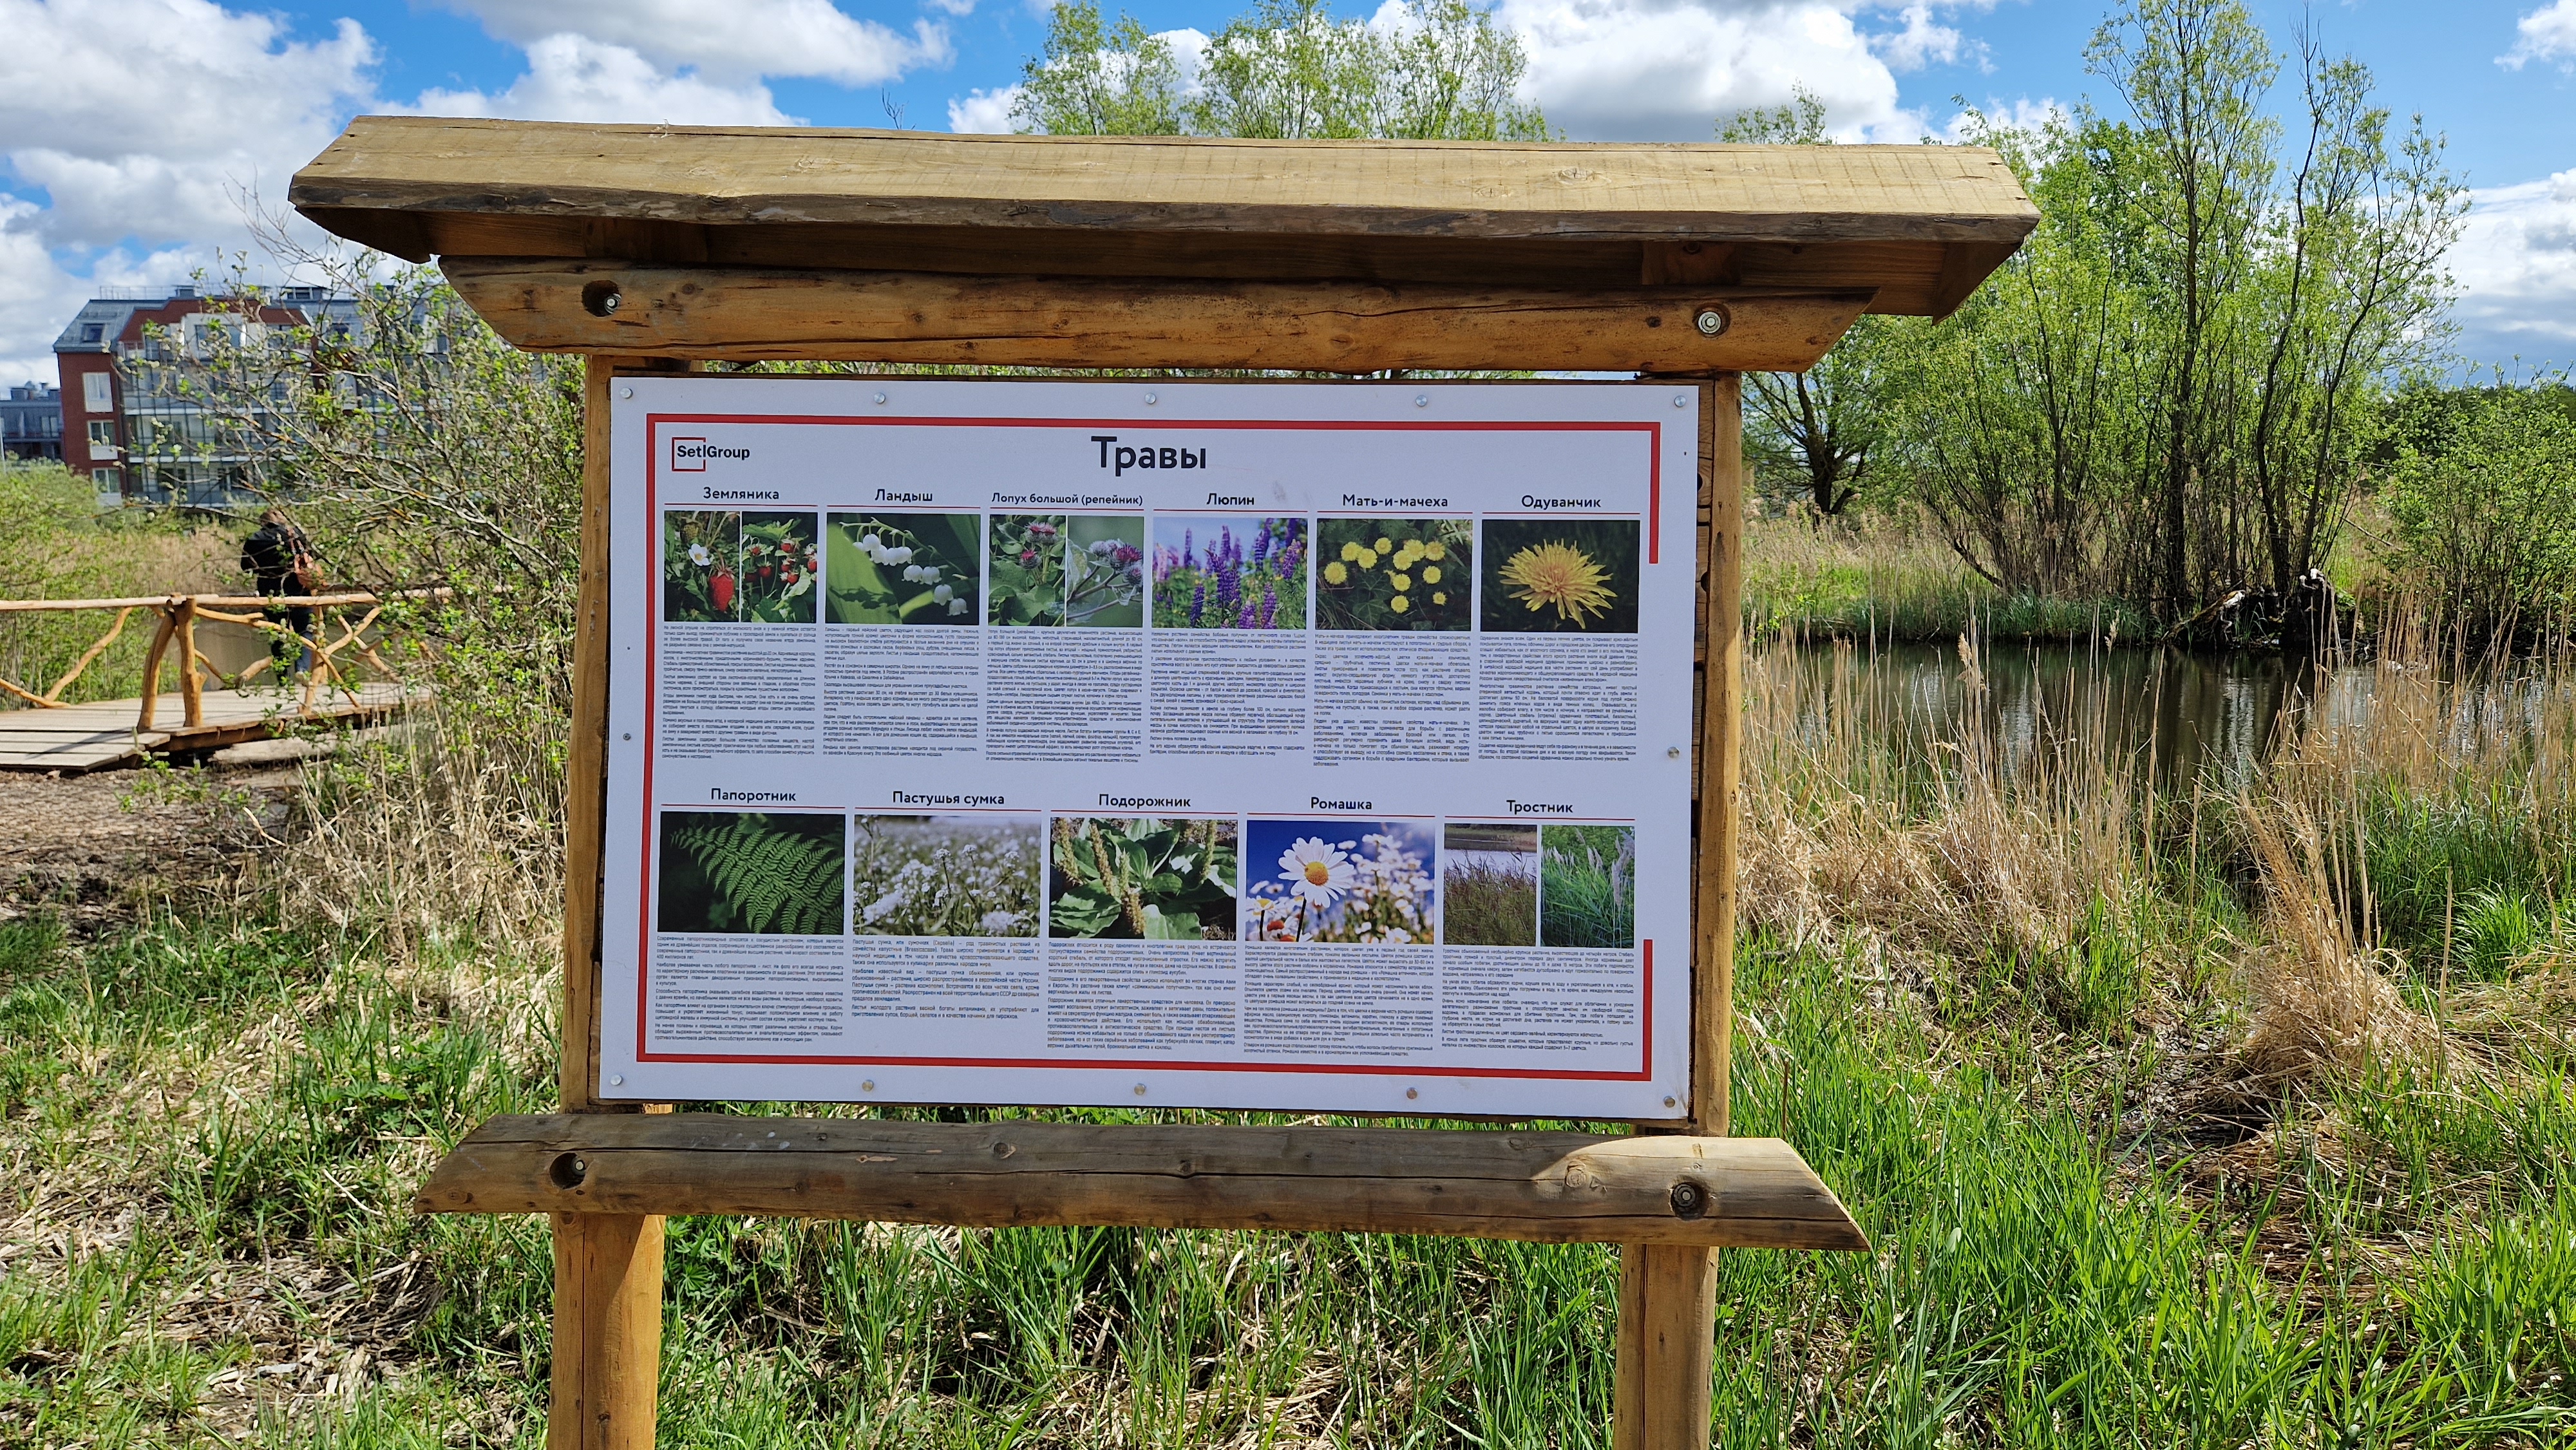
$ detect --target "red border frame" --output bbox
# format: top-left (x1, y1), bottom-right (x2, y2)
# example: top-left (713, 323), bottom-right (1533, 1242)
top-left (632, 408), bottom-right (1672, 1084)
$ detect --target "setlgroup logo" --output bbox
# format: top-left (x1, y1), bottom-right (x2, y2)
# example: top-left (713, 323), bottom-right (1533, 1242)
top-left (670, 437), bottom-right (750, 472)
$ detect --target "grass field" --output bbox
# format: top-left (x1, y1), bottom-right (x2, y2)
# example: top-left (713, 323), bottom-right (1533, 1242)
top-left (4, 629), bottom-right (2575, 1445)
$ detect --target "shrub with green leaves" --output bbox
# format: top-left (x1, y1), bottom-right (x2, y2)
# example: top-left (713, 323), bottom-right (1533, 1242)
top-left (2383, 381), bottom-right (2576, 641)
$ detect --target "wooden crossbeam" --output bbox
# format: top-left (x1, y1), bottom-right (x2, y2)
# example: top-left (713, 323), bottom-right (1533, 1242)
top-left (417, 1114), bottom-right (1870, 1252)
top-left (443, 258), bottom-right (1875, 373)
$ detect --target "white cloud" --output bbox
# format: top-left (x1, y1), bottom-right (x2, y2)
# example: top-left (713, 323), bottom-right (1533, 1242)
top-left (1871, 3), bottom-right (1985, 74)
top-left (948, 86), bottom-right (1021, 134)
top-left (2450, 170), bottom-right (2576, 367)
top-left (430, 0), bottom-right (952, 86)
top-left (407, 34), bottom-right (798, 126)
top-left (2500, 0), bottom-right (2576, 71)
top-left (1495, 0), bottom-right (1941, 143)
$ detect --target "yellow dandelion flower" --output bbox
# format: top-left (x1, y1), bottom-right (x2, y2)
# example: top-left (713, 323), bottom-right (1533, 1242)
top-left (1423, 541), bottom-right (1446, 561)
top-left (1396, 540), bottom-right (1422, 562)
top-left (1499, 540), bottom-right (1616, 626)
top-left (1340, 540), bottom-right (1362, 563)
top-left (1354, 548), bottom-right (1378, 569)
top-left (1388, 572), bottom-right (1411, 592)
top-left (1323, 560), bottom-right (1349, 585)
top-left (1374, 536), bottom-right (1392, 554)
top-left (1389, 594), bottom-right (1410, 614)
top-left (1432, 590), bottom-right (1447, 605)
top-left (1421, 565), bottom-right (1441, 585)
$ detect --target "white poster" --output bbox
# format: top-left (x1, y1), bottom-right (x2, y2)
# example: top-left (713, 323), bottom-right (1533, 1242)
top-left (600, 377), bottom-right (1700, 1120)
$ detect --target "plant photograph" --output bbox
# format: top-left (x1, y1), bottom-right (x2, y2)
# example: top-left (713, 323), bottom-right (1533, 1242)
top-left (1152, 516), bottom-right (1307, 628)
top-left (656, 809), bottom-right (847, 935)
top-left (735, 512), bottom-right (820, 623)
top-left (1244, 817), bottom-right (1437, 944)
top-left (1048, 816), bottom-right (1237, 939)
top-left (1314, 518), bottom-right (1471, 630)
top-left (989, 514), bottom-right (1147, 625)
top-left (851, 813), bottom-right (1040, 936)
top-left (661, 509), bottom-right (739, 622)
top-left (825, 513), bottom-right (980, 625)
top-left (1540, 824), bottom-right (1634, 948)
top-left (1480, 519), bottom-right (1641, 633)
top-left (1441, 823), bottom-right (1539, 946)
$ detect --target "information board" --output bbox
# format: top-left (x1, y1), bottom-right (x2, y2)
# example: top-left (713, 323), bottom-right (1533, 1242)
top-left (601, 377), bottom-right (1700, 1119)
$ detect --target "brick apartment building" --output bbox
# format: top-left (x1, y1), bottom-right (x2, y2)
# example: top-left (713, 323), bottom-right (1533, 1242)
top-left (55, 284), bottom-right (359, 508)
top-left (0, 382), bottom-right (61, 462)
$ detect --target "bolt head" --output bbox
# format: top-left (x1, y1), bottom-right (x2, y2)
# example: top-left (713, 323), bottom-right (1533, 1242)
top-left (860, 1079), bottom-right (875, 1091)
top-left (608, 1075), bottom-right (623, 1086)
top-left (1406, 1087), bottom-right (1419, 1100)
top-left (1133, 1082), bottom-right (1149, 1095)
top-left (1414, 393), bottom-right (1430, 408)
top-left (1144, 391), bottom-right (1159, 405)
top-left (1663, 1095), bottom-right (1678, 1107)
top-left (1673, 394), bottom-right (1688, 408)
top-left (1695, 308), bottom-right (1727, 337)
top-left (872, 391), bottom-right (887, 405)
top-left (618, 386), bottom-right (634, 400)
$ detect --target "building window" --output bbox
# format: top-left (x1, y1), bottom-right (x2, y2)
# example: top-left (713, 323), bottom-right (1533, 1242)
top-left (80, 323), bottom-right (102, 344)
top-left (81, 372), bottom-right (111, 412)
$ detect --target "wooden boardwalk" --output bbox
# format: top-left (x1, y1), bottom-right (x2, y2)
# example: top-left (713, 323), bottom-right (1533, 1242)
top-left (0, 682), bottom-right (424, 773)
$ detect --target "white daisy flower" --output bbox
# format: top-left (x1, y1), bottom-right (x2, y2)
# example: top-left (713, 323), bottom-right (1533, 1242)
top-left (1278, 836), bottom-right (1354, 907)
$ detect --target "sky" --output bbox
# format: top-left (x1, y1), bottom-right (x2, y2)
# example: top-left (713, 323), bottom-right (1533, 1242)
top-left (2, 0), bottom-right (2572, 386)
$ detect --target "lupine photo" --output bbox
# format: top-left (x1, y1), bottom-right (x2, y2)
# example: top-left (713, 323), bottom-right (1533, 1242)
top-left (1151, 516), bottom-right (1308, 628)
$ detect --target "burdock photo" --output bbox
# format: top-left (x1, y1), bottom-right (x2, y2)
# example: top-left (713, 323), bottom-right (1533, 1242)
top-left (1244, 818), bottom-right (1437, 944)
top-left (826, 513), bottom-right (980, 625)
top-left (656, 809), bottom-right (846, 935)
top-left (1540, 824), bottom-right (1635, 949)
top-left (1048, 817), bottom-right (1238, 939)
top-left (989, 514), bottom-right (1147, 625)
top-left (851, 813), bottom-right (1041, 936)
top-left (1314, 518), bottom-right (1471, 630)
top-left (1442, 823), bottom-right (1539, 946)
top-left (1480, 519), bottom-right (1642, 633)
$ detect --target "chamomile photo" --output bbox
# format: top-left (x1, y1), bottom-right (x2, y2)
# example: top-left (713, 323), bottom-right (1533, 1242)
top-left (1242, 818), bottom-right (1437, 945)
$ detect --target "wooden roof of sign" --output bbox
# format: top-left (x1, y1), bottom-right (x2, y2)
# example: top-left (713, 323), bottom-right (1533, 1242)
top-left (291, 117), bottom-right (2038, 373)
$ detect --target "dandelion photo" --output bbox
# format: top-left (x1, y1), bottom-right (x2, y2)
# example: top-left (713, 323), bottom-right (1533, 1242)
top-left (656, 809), bottom-right (846, 935)
top-left (1048, 817), bottom-right (1238, 939)
top-left (661, 509), bottom-right (739, 622)
top-left (851, 813), bottom-right (1040, 936)
top-left (1480, 518), bottom-right (1641, 633)
top-left (1540, 824), bottom-right (1635, 948)
top-left (825, 513), bottom-right (980, 625)
top-left (1441, 823), bottom-right (1539, 946)
top-left (1314, 518), bottom-right (1472, 630)
top-left (736, 511), bottom-right (820, 623)
top-left (1244, 817), bottom-right (1437, 944)
top-left (1152, 516), bottom-right (1307, 628)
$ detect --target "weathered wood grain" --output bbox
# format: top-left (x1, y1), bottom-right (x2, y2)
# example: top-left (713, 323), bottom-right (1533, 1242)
top-left (441, 258), bottom-right (1872, 372)
top-left (296, 117), bottom-right (2037, 245)
top-left (417, 1115), bottom-right (1870, 1251)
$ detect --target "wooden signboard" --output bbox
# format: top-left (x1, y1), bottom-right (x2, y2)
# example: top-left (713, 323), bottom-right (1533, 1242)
top-left (291, 117), bottom-right (2035, 1450)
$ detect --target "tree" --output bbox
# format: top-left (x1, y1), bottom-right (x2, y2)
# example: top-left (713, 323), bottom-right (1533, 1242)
top-left (1720, 87), bottom-right (1900, 519)
top-left (1016, 0), bottom-right (1549, 142)
top-left (2382, 379), bottom-right (2576, 642)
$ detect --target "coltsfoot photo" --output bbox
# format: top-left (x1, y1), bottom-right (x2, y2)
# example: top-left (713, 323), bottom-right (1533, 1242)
top-left (1314, 518), bottom-right (1472, 630)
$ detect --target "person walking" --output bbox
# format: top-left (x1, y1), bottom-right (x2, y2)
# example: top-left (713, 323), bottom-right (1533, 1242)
top-left (240, 507), bottom-right (323, 675)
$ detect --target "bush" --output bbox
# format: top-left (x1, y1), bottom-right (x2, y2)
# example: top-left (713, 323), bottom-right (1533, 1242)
top-left (2382, 382), bottom-right (2576, 641)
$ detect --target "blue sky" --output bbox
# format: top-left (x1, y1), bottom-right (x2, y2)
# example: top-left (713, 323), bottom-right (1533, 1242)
top-left (2, 0), bottom-right (2571, 382)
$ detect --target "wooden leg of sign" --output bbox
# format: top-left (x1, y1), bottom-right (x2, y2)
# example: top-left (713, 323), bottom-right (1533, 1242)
top-left (548, 354), bottom-right (665, 1450)
top-left (1613, 373), bottom-right (1743, 1450)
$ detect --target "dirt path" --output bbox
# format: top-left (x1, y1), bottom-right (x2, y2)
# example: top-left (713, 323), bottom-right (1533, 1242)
top-left (0, 759), bottom-right (300, 925)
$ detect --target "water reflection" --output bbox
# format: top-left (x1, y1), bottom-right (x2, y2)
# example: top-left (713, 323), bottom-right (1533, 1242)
top-left (1771, 641), bottom-right (2557, 789)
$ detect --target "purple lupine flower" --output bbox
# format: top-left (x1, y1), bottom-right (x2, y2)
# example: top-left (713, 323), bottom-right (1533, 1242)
top-left (1236, 596), bottom-right (1256, 628)
top-left (1258, 583), bottom-right (1277, 628)
top-left (1183, 529), bottom-right (1194, 570)
top-left (1216, 555), bottom-right (1240, 609)
top-left (1189, 579), bottom-right (1204, 625)
top-left (1218, 527), bottom-right (1233, 572)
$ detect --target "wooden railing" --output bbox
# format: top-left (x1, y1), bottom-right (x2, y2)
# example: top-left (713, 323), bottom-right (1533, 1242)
top-left (0, 588), bottom-right (448, 732)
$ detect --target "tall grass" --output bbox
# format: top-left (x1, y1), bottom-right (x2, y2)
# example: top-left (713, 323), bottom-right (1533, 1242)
top-left (1744, 509), bottom-right (2156, 645)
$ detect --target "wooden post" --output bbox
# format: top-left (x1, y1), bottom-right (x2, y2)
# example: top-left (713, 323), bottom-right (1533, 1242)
top-left (548, 354), bottom-right (664, 1450)
top-left (175, 597), bottom-right (204, 729)
top-left (135, 603), bottom-right (177, 733)
top-left (1613, 373), bottom-right (1742, 1450)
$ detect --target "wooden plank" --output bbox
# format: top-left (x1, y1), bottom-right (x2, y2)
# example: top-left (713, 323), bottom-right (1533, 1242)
top-left (294, 118), bottom-right (2039, 247)
top-left (562, 357), bottom-right (618, 1114)
top-left (415, 1115), bottom-right (1868, 1250)
top-left (1615, 1243), bottom-right (1721, 1450)
top-left (442, 259), bottom-right (1873, 373)
top-left (1694, 376), bottom-right (1745, 1138)
top-left (549, 1211), bottom-right (663, 1450)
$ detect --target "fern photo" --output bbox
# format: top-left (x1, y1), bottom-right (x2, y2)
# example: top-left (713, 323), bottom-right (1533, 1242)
top-left (657, 810), bottom-right (847, 935)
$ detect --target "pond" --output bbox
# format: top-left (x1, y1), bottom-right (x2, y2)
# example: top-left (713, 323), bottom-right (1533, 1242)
top-left (1765, 640), bottom-right (2564, 789)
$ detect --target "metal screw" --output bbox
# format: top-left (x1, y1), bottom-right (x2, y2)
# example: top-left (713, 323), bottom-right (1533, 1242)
top-left (622, 733), bottom-right (632, 741)
top-left (619, 386), bottom-right (634, 400)
top-left (1694, 308), bottom-right (1728, 337)
top-left (860, 1079), bottom-right (875, 1091)
top-left (1671, 1179), bottom-right (1709, 1218)
top-left (1144, 391), bottom-right (1159, 405)
top-left (607, 1074), bottom-right (623, 1086)
top-left (1406, 1087), bottom-right (1419, 1100)
top-left (872, 391), bottom-right (887, 405)
top-left (1414, 393), bottom-right (1430, 408)
top-left (1663, 1095), bottom-right (1678, 1107)
top-left (1672, 394), bottom-right (1688, 408)
top-left (1134, 1082), bottom-right (1150, 1095)
top-left (1667, 745), bottom-right (1681, 758)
